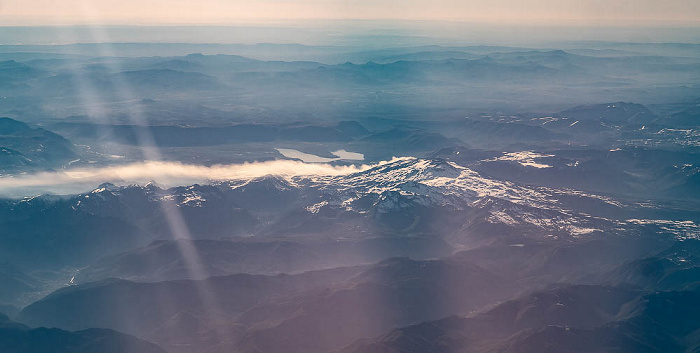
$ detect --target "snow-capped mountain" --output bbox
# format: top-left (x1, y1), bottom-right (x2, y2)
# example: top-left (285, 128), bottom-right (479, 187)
top-left (16, 157), bottom-right (691, 247)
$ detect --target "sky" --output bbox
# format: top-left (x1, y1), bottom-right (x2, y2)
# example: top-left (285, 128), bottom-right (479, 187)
top-left (2, 0), bottom-right (699, 26)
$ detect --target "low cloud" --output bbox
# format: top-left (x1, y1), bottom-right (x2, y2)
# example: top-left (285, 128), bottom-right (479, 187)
top-left (0, 159), bottom-right (387, 198)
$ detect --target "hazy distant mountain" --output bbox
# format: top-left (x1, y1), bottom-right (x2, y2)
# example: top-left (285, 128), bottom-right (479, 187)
top-left (442, 118), bottom-right (559, 146)
top-left (0, 60), bottom-right (46, 83)
top-left (0, 262), bottom-right (40, 306)
top-left (0, 118), bottom-right (75, 172)
top-left (119, 69), bottom-right (223, 90)
top-left (659, 105), bottom-right (700, 128)
top-left (555, 102), bottom-right (656, 125)
top-left (35, 68), bottom-right (223, 97)
top-left (73, 235), bottom-right (451, 283)
top-left (52, 121), bottom-right (366, 146)
top-left (264, 58), bottom-right (559, 86)
top-left (360, 127), bottom-right (461, 153)
top-left (370, 50), bottom-right (479, 63)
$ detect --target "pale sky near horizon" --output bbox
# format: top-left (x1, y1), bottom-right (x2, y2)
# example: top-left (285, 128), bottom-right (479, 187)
top-left (1, 0), bottom-right (699, 26)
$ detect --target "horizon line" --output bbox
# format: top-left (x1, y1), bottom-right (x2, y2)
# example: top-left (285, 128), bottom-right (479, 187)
top-left (2, 18), bottom-right (699, 28)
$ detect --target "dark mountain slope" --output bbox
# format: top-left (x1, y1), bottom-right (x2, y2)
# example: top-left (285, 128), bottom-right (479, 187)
top-left (340, 285), bottom-right (700, 353)
top-left (0, 313), bottom-right (165, 353)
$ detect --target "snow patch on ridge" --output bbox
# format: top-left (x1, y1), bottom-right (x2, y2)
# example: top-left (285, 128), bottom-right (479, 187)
top-left (484, 151), bottom-right (554, 168)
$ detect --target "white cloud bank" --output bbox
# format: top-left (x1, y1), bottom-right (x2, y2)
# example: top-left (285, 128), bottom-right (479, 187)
top-left (0, 159), bottom-right (380, 198)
